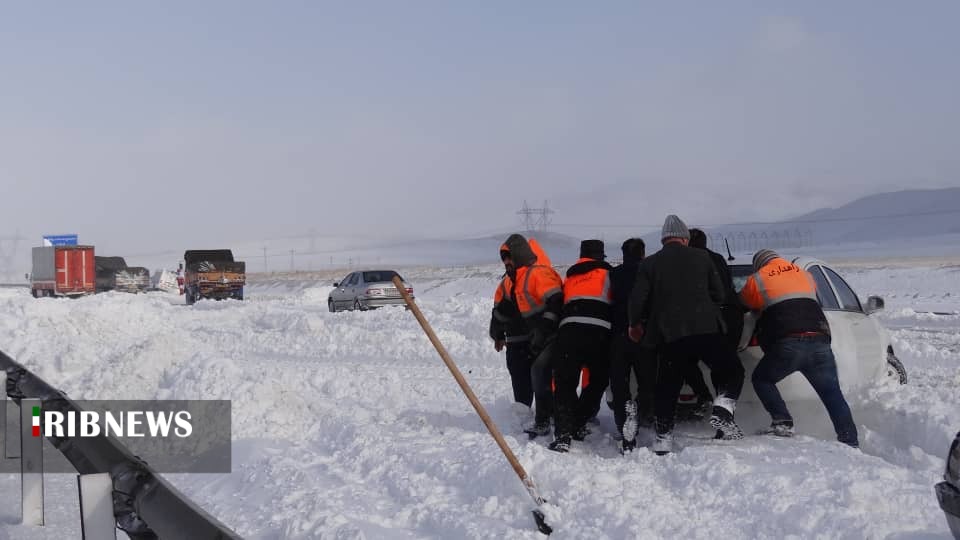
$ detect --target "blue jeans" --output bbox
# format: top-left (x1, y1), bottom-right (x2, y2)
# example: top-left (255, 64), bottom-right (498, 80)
top-left (752, 336), bottom-right (859, 447)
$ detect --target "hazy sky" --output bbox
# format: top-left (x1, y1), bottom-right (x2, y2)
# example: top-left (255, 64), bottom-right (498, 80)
top-left (2, 1), bottom-right (958, 257)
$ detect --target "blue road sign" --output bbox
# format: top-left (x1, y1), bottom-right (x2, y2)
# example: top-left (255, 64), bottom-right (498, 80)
top-left (42, 235), bottom-right (79, 246)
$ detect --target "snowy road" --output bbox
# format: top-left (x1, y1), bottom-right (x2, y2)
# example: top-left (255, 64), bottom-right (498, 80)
top-left (0, 263), bottom-right (957, 539)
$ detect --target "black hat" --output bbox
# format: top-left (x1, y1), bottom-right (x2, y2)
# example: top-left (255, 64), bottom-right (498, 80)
top-left (579, 239), bottom-right (605, 260)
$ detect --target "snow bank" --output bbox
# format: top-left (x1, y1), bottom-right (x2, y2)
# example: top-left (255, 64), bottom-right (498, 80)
top-left (0, 263), bottom-right (955, 538)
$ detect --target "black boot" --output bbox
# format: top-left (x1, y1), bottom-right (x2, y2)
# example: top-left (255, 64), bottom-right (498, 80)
top-left (548, 435), bottom-right (571, 453)
top-left (524, 419), bottom-right (551, 439)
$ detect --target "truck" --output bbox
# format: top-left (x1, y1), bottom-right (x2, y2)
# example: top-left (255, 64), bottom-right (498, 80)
top-left (183, 250), bottom-right (245, 305)
top-left (95, 256), bottom-right (151, 293)
top-left (30, 245), bottom-right (96, 298)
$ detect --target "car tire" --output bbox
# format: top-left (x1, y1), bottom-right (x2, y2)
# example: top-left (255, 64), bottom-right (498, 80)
top-left (886, 349), bottom-right (907, 385)
top-left (354, 298), bottom-right (366, 312)
top-left (328, 299), bottom-right (336, 313)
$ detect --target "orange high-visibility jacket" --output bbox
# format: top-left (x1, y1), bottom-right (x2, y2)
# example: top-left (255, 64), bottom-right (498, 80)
top-left (740, 257), bottom-right (830, 347)
top-left (740, 258), bottom-right (817, 312)
top-left (560, 257), bottom-right (613, 330)
top-left (514, 239), bottom-right (563, 322)
top-left (491, 274), bottom-right (529, 343)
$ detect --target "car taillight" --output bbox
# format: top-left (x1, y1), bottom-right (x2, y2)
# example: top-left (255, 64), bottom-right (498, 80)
top-left (749, 336), bottom-right (759, 347)
top-left (366, 288), bottom-right (383, 296)
top-left (406, 288), bottom-right (413, 294)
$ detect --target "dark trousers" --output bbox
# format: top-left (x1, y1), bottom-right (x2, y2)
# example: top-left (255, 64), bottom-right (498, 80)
top-left (609, 333), bottom-right (656, 433)
top-left (682, 362), bottom-right (712, 402)
top-left (752, 336), bottom-right (859, 447)
top-left (531, 338), bottom-right (558, 424)
top-left (554, 324), bottom-right (611, 437)
top-left (506, 342), bottom-right (533, 407)
top-left (654, 333), bottom-right (745, 435)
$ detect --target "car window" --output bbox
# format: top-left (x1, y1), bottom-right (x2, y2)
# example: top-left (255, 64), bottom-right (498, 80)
top-left (349, 273), bottom-right (360, 286)
top-left (807, 266), bottom-right (840, 310)
top-left (823, 266), bottom-right (862, 312)
top-left (730, 265), bottom-right (754, 293)
top-left (338, 273), bottom-right (351, 286)
top-left (362, 271), bottom-right (398, 283)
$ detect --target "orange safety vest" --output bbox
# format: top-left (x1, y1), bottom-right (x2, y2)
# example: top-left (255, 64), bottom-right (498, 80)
top-left (560, 258), bottom-right (613, 330)
top-left (740, 257), bottom-right (818, 312)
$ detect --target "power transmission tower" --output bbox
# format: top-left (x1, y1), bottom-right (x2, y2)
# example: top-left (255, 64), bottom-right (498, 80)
top-left (516, 200), bottom-right (555, 233)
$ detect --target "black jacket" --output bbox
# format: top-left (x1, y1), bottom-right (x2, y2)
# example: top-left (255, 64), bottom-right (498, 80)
top-left (757, 298), bottom-right (831, 350)
top-left (703, 249), bottom-right (738, 307)
top-left (628, 243), bottom-right (724, 345)
top-left (610, 260), bottom-right (640, 335)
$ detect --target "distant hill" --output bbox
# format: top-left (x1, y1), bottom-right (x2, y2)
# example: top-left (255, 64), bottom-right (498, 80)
top-left (639, 187), bottom-right (960, 258)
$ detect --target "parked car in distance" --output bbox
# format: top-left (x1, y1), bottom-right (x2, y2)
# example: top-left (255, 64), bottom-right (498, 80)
top-left (328, 270), bottom-right (413, 312)
top-left (937, 431), bottom-right (960, 538)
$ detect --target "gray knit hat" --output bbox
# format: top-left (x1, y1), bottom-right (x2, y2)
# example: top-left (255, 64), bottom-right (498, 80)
top-left (661, 215), bottom-right (690, 241)
top-left (752, 249), bottom-right (779, 271)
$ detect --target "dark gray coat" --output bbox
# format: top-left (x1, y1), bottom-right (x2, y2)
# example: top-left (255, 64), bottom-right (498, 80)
top-left (628, 242), bottom-right (725, 345)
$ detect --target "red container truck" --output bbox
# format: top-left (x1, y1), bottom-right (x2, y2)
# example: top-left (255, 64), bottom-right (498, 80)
top-left (30, 246), bottom-right (96, 298)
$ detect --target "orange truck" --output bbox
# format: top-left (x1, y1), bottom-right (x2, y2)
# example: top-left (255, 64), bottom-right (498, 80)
top-left (183, 250), bottom-right (246, 305)
top-left (30, 246), bottom-right (96, 298)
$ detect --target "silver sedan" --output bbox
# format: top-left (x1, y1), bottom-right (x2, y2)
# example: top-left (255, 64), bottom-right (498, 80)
top-left (328, 270), bottom-right (414, 312)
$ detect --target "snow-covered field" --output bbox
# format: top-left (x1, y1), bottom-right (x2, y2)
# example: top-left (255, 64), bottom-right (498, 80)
top-left (0, 262), bottom-right (957, 539)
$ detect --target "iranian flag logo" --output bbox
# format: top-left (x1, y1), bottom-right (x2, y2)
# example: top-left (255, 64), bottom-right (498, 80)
top-left (32, 406), bottom-right (40, 437)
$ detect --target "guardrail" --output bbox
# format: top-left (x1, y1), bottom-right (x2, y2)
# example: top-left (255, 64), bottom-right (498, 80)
top-left (0, 350), bottom-right (240, 539)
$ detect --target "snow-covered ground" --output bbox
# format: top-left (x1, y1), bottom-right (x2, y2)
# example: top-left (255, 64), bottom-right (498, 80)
top-left (0, 262), bottom-right (957, 538)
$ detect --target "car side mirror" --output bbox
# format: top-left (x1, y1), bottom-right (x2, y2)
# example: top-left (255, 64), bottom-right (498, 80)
top-left (333, 282), bottom-right (339, 288)
top-left (865, 296), bottom-right (885, 314)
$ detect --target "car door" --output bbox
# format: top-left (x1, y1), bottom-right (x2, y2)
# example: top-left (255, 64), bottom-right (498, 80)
top-left (333, 273), bottom-right (353, 308)
top-left (347, 272), bottom-right (362, 308)
top-left (804, 264), bottom-right (860, 392)
top-left (821, 265), bottom-right (884, 384)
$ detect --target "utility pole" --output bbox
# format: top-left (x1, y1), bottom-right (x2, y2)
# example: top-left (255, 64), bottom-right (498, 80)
top-left (289, 250), bottom-right (295, 272)
top-left (262, 247), bottom-right (268, 273)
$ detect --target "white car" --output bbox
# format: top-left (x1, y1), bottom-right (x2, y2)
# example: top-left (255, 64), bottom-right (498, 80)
top-left (730, 257), bottom-right (906, 402)
top-left (671, 257), bottom-right (906, 409)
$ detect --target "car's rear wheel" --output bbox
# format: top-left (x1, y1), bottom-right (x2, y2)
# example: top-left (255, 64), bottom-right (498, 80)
top-left (354, 298), bottom-right (366, 312)
top-left (886, 347), bottom-right (907, 384)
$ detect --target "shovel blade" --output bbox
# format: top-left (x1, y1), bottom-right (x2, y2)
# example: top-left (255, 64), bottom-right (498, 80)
top-left (532, 509), bottom-right (553, 535)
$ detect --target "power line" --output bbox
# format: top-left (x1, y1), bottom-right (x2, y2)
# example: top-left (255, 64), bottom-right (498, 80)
top-left (548, 207), bottom-right (960, 230)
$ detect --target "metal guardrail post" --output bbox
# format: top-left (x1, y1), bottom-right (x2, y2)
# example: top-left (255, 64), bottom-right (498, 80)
top-left (2, 371), bottom-right (19, 458)
top-left (78, 473), bottom-right (117, 540)
top-left (21, 397), bottom-right (44, 526)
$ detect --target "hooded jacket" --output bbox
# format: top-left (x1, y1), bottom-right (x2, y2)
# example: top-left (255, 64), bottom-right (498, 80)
top-left (503, 234), bottom-right (563, 353)
top-left (489, 272), bottom-right (530, 343)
